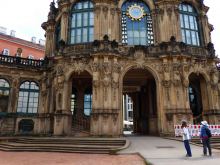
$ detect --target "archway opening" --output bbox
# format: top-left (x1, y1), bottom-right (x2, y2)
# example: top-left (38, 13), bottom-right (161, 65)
top-left (188, 73), bottom-right (207, 124)
top-left (69, 71), bottom-right (92, 134)
top-left (122, 68), bottom-right (158, 135)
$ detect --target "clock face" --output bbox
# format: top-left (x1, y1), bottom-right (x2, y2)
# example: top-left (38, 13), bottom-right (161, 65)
top-left (127, 4), bottom-right (145, 20)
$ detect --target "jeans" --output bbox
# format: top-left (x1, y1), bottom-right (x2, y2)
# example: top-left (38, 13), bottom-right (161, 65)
top-left (202, 138), bottom-right (212, 156)
top-left (184, 140), bottom-right (192, 156)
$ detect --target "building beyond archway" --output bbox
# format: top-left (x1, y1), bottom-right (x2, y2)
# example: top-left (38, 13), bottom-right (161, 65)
top-left (122, 68), bottom-right (158, 135)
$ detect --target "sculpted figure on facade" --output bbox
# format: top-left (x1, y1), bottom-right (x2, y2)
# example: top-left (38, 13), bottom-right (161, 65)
top-left (172, 63), bottom-right (181, 86)
top-left (162, 63), bottom-right (171, 88)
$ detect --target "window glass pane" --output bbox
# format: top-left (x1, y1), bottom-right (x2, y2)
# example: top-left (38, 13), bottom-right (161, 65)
top-left (191, 31), bottom-right (197, 45)
top-left (181, 30), bottom-right (186, 43)
top-left (76, 29), bottom-right (81, 43)
top-left (186, 30), bottom-right (191, 44)
top-left (180, 14), bottom-right (184, 28)
top-left (77, 2), bottom-right (82, 9)
top-left (89, 2), bottom-right (94, 8)
top-left (89, 27), bottom-right (94, 42)
top-left (194, 18), bottom-right (198, 30)
top-left (188, 5), bottom-right (193, 12)
top-left (84, 109), bottom-right (90, 116)
top-left (134, 38), bottom-right (139, 45)
top-left (189, 16), bottom-right (195, 29)
top-left (82, 28), bottom-right (88, 42)
top-left (140, 37), bottom-right (146, 45)
top-left (0, 79), bottom-right (9, 87)
top-left (83, 12), bottom-right (88, 26)
top-left (184, 15), bottom-right (189, 28)
top-left (72, 14), bottom-right (76, 28)
top-left (196, 32), bottom-right (200, 46)
top-left (89, 12), bottom-right (94, 26)
top-left (183, 5), bottom-right (187, 11)
top-left (77, 13), bottom-right (82, 27)
top-left (83, 1), bottom-right (89, 9)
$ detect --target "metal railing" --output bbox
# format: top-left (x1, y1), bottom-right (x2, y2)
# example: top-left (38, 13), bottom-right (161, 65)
top-left (0, 54), bottom-right (48, 69)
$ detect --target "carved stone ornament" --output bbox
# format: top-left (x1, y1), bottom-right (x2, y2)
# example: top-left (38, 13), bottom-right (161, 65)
top-left (166, 7), bottom-right (172, 18)
top-left (103, 75), bottom-right (111, 87)
top-left (92, 113), bottom-right (99, 122)
top-left (94, 6), bottom-right (101, 16)
top-left (162, 80), bottom-right (171, 88)
top-left (72, 61), bottom-right (85, 74)
top-left (56, 65), bottom-right (64, 76)
top-left (103, 62), bottom-right (111, 75)
top-left (110, 8), bottom-right (116, 16)
top-left (91, 62), bottom-right (100, 72)
top-left (102, 6), bottom-right (109, 17)
top-left (112, 63), bottom-right (121, 73)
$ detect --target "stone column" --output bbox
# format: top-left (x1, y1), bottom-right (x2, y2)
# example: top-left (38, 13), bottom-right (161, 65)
top-left (8, 77), bottom-right (19, 113)
top-left (53, 66), bottom-right (71, 136)
top-left (60, 7), bottom-right (69, 42)
top-left (44, 23), bottom-right (56, 57)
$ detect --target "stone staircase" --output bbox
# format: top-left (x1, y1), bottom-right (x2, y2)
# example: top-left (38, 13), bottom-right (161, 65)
top-left (0, 137), bottom-right (128, 154)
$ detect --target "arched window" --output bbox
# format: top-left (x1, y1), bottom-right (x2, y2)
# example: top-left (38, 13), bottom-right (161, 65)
top-left (84, 87), bottom-right (92, 116)
top-left (0, 79), bottom-right (10, 112)
top-left (121, 0), bottom-right (154, 45)
top-left (179, 3), bottom-right (200, 46)
top-left (0, 79), bottom-right (10, 96)
top-left (17, 81), bottom-right (39, 113)
top-left (70, 0), bottom-right (94, 44)
top-left (71, 88), bottom-right (77, 115)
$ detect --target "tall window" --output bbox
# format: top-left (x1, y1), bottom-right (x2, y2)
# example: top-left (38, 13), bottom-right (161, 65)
top-left (17, 81), bottom-right (39, 113)
top-left (121, 0), bottom-right (154, 45)
top-left (0, 79), bottom-right (10, 96)
top-left (84, 87), bottom-right (92, 116)
top-left (0, 79), bottom-right (10, 112)
top-left (70, 0), bottom-right (94, 44)
top-left (179, 3), bottom-right (200, 46)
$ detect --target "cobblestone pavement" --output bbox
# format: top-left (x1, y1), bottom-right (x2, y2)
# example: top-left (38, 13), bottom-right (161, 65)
top-left (0, 151), bottom-right (146, 165)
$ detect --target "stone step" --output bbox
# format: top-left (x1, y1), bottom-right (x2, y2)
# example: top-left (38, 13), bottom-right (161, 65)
top-left (11, 139), bottom-right (125, 146)
top-left (0, 137), bottom-right (128, 154)
top-left (12, 137), bottom-right (125, 143)
top-left (0, 145), bottom-right (110, 154)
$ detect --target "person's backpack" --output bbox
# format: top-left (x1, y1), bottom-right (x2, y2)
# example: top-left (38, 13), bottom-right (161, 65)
top-left (205, 128), bottom-right (212, 138)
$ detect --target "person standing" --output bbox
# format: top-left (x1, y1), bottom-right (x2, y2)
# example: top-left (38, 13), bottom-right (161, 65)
top-left (200, 121), bottom-right (212, 156)
top-left (181, 121), bottom-right (192, 157)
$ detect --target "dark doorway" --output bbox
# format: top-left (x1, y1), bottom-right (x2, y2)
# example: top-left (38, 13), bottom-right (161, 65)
top-left (188, 73), bottom-right (207, 124)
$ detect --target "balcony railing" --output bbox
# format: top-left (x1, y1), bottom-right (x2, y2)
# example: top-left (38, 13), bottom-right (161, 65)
top-left (0, 54), bottom-right (48, 69)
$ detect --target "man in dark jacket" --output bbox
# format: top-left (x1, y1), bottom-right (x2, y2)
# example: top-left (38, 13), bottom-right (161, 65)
top-left (200, 121), bottom-right (212, 156)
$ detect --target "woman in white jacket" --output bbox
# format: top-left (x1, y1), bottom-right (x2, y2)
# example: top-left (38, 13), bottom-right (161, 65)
top-left (181, 121), bottom-right (192, 157)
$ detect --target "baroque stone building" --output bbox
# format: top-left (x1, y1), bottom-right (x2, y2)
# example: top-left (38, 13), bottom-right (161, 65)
top-left (0, 0), bottom-right (219, 137)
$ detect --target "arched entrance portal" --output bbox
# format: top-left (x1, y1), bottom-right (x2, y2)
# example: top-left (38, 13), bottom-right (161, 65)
top-left (122, 68), bottom-right (158, 135)
top-left (69, 71), bottom-right (92, 135)
top-left (188, 73), bottom-right (208, 124)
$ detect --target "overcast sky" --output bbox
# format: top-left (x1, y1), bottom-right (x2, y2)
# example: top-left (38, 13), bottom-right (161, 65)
top-left (0, 0), bottom-right (219, 55)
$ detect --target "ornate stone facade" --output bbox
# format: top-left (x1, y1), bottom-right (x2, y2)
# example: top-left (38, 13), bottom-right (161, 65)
top-left (0, 0), bottom-right (220, 137)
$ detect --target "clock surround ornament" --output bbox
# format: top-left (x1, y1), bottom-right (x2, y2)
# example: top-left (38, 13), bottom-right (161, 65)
top-left (126, 4), bottom-right (146, 21)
